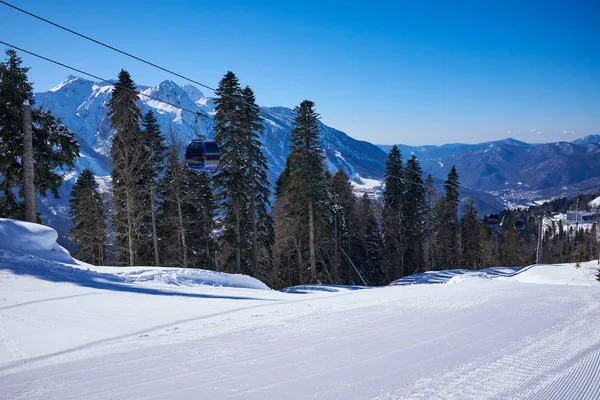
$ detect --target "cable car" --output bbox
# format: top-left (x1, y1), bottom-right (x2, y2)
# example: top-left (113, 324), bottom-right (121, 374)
top-left (487, 213), bottom-right (500, 228)
top-left (185, 139), bottom-right (220, 171)
top-left (514, 218), bottom-right (525, 231)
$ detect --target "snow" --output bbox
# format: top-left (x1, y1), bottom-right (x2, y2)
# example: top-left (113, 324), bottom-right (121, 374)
top-left (1, 219), bottom-right (600, 399)
top-left (506, 262), bottom-right (599, 286)
top-left (0, 219), bottom-right (73, 264)
top-left (437, 161), bottom-right (444, 167)
top-left (49, 76), bottom-right (79, 92)
top-left (590, 195), bottom-right (600, 208)
top-left (350, 174), bottom-right (382, 190)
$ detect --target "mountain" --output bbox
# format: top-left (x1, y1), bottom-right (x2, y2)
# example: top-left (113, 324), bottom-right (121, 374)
top-left (32, 75), bottom-right (597, 245)
top-left (377, 138), bottom-right (534, 161)
top-left (33, 76), bottom-right (395, 245)
top-left (379, 136), bottom-right (600, 204)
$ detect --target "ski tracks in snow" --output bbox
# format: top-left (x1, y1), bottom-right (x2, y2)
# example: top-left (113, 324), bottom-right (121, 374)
top-left (377, 300), bottom-right (600, 400)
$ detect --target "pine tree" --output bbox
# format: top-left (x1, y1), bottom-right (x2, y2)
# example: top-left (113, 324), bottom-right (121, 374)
top-left (213, 71), bottom-right (249, 274)
top-left (502, 219), bottom-right (521, 266)
top-left (402, 154), bottom-right (425, 275)
top-left (185, 169), bottom-right (217, 269)
top-left (355, 193), bottom-right (383, 285)
top-left (438, 166), bottom-right (460, 269)
top-left (157, 136), bottom-right (216, 269)
top-left (240, 86), bottom-right (273, 278)
top-left (423, 174), bottom-right (438, 270)
top-left (0, 49), bottom-right (79, 219)
top-left (274, 100), bottom-right (330, 283)
top-left (331, 169), bottom-right (357, 283)
top-left (460, 198), bottom-right (482, 269)
top-left (382, 145), bottom-right (404, 280)
top-left (108, 69), bottom-right (144, 266)
top-left (137, 111), bottom-right (166, 265)
top-left (69, 169), bottom-right (108, 264)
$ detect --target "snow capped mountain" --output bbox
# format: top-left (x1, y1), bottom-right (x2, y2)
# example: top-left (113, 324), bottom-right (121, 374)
top-left (31, 75), bottom-right (597, 246)
top-left (37, 75), bottom-right (387, 184)
top-left (34, 75), bottom-right (389, 244)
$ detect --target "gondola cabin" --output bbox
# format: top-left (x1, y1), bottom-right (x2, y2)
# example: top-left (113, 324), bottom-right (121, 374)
top-left (487, 213), bottom-right (500, 228)
top-left (514, 218), bottom-right (525, 231)
top-left (185, 139), bottom-right (220, 171)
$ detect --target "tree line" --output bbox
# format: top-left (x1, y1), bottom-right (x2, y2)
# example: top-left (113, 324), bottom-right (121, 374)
top-left (1, 48), bottom-right (599, 286)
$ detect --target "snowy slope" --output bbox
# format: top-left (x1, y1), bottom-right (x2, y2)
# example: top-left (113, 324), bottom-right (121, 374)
top-left (1, 220), bottom-right (600, 399)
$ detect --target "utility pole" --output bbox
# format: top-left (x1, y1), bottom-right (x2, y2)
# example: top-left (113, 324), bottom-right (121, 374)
top-left (22, 100), bottom-right (36, 223)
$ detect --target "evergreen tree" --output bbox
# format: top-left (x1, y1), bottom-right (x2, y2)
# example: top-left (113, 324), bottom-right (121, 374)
top-left (240, 86), bottom-right (273, 278)
top-left (381, 145), bottom-right (404, 280)
top-left (69, 169), bottom-right (107, 264)
top-left (0, 49), bottom-right (79, 218)
top-left (274, 100), bottom-right (330, 283)
top-left (423, 174), bottom-right (438, 270)
top-left (157, 138), bottom-right (216, 268)
top-left (331, 169), bottom-right (357, 283)
top-left (108, 69), bottom-right (145, 266)
top-left (137, 111), bottom-right (166, 265)
top-left (402, 154), bottom-right (425, 275)
top-left (502, 219), bottom-right (521, 266)
top-left (460, 198), bottom-right (482, 269)
top-left (355, 193), bottom-right (383, 285)
top-left (213, 71), bottom-right (249, 274)
top-left (437, 166), bottom-right (460, 269)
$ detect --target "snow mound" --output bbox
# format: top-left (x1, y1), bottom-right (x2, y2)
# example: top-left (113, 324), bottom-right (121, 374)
top-left (506, 262), bottom-right (600, 286)
top-left (281, 284), bottom-right (371, 294)
top-left (0, 218), bottom-right (74, 264)
top-left (390, 267), bottom-right (521, 286)
top-left (112, 267), bottom-right (270, 290)
top-left (447, 271), bottom-right (495, 284)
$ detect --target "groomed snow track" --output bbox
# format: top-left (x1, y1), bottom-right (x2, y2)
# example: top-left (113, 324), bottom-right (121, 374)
top-left (1, 219), bottom-right (599, 399)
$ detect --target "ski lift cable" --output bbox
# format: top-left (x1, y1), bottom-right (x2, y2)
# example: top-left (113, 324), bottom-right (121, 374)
top-left (0, 40), bottom-right (204, 118)
top-left (0, 0), bottom-right (284, 122)
top-left (0, 41), bottom-right (266, 138)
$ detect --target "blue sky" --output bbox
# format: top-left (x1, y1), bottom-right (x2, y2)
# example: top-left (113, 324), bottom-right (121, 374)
top-left (1, 0), bottom-right (598, 145)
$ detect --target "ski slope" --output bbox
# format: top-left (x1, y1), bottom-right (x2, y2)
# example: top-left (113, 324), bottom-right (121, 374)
top-left (1, 219), bottom-right (600, 399)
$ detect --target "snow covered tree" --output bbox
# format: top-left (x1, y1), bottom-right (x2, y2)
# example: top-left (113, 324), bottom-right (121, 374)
top-left (108, 69), bottom-right (145, 266)
top-left (69, 169), bottom-right (107, 264)
top-left (0, 49), bottom-right (79, 219)
top-left (381, 145), bottom-right (404, 280)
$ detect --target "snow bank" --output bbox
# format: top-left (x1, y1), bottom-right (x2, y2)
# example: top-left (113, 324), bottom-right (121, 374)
top-left (0, 218), bottom-right (269, 290)
top-left (590, 195), bottom-right (600, 209)
top-left (113, 267), bottom-right (270, 290)
top-left (507, 261), bottom-right (600, 286)
top-left (389, 267), bottom-right (521, 286)
top-left (0, 218), bottom-right (74, 264)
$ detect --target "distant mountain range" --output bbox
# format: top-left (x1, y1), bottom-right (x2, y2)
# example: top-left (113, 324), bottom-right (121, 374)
top-left (379, 135), bottom-right (600, 202)
top-left (33, 75), bottom-right (599, 245)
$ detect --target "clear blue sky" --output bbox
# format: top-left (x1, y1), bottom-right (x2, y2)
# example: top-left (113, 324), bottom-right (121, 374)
top-left (1, 0), bottom-right (598, 145)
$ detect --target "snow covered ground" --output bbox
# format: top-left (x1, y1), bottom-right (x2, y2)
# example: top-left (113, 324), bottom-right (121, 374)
top-left (1, 219), bottom-right (600, 399)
